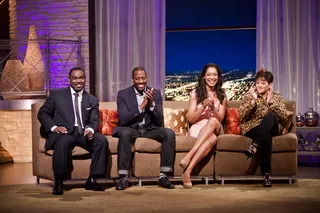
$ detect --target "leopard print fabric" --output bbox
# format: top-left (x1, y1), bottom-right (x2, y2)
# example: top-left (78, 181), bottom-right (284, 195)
top-left (238, 92), bottom-right (288, 135)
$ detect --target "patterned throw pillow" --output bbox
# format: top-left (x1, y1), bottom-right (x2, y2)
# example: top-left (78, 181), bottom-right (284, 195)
top-left (225, 108), bottom-right (241, 135)
top-left (163, 108), bottom-right (188, 135)
top-left (99, 109), bottom-right (118, 135)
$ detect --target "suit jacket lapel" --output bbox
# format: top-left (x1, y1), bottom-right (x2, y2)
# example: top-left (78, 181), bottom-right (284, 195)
top-left (81, 91), bottom-right (90, 126)
top-left (129, 86), bottom-right (139, 110)
top-left (81, 91), bottom-right (88, 113)
top-left (66, 87), bottom-right (74, 117)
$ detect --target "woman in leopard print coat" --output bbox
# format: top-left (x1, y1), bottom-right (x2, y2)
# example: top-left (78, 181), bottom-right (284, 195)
top-left (239, 68), bottom-right (289, 187)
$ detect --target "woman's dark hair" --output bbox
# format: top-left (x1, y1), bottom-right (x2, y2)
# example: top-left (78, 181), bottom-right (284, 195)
top-left (195, 63), bottom-right (225, 105)
top-left (255, 68), bottom-right (273, 84)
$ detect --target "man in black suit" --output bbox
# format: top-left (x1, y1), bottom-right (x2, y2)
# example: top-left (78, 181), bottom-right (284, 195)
top-left (38, 67), bottom-right (108, 195)
top-left (112, 66), bottom-right (176, 190)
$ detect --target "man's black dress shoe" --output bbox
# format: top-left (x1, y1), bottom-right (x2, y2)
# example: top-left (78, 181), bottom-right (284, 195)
top-left (85, 178), bottom-right (106, 191)
top-left (52, 181), bottom-right (64, 195)
top-left (158, 176), bottom-right (175, 189)
top-left (116, 177), bottom-right (128, 190)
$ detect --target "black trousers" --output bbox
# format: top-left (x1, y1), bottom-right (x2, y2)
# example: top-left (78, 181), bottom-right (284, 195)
top-left (52, 128), bottom-right (108, 181)
top-left (245, 112), bottom-right (280, 175)
top-left (116, 126), bottom-right (176, 176)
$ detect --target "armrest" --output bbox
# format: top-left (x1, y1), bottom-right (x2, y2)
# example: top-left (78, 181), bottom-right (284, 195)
top-left (31, 102), bottom-right (44, 157)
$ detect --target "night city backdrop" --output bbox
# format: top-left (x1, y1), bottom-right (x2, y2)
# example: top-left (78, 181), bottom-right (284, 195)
top-left (165, 0), bottom-right (257, 101)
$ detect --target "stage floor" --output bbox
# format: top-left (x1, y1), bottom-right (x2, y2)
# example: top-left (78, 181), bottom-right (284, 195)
top-left (0, 162), bottom-right (319, 186)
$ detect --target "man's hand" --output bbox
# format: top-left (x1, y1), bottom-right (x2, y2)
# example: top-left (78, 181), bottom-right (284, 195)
top-left (53, 126), bottom-right (68, 134)
top-left (140, 88), bottom-right (155, 111)
top-left (140, 97), bottom-right (148, 111)
top-left (84, 129), bottom-right (93, 140)
top-left (145, 88), bottom-right (155, 105)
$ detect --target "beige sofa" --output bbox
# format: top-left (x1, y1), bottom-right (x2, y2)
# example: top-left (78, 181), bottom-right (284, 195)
top-left (32, 100), bottom-right (298, 186)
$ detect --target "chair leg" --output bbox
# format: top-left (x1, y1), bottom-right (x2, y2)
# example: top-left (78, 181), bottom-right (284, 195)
top-left (205, 177), bottom-right (209, 185)
top-left (36, 177), bottom-right (40, 184)
top-left (289, 177), bottom-right (292, 185)
top-left (221, 177), bottom-right (225, 185)
top-left (138, 178), bottom-right (142, 187)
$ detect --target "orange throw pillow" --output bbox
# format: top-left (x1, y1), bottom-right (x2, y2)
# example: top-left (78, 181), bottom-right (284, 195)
top-left (225, 108), bottom-right (241, 135)
top-left (99, 109), bottom-right (118, 135)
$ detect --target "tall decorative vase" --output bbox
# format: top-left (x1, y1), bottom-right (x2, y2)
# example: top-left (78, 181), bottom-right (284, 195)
top-left (23, 25), bottom-right (45, 91)
top-left (0, 60), bottom-right (29, 99)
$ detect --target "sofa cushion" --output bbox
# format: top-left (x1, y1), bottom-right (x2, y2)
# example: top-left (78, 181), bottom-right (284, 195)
top-left (217, 134), bottom-right (252, 151)
top-left (99, 109), bottom-right (118, 135)
top-left (176, 136), bottom-right (198, 152)
top-left (134, 136), bottom-right (196, 153)
top-left (163, 108), bottom-right (188, 135)
top-left (217, 133), bottom-right (298, 152)
top-left (272, 133), bottom-right (298, 152)
top-left (225, 108), bottom-right (241, 135)
top-left (105, 136), bottom-right (120, 154)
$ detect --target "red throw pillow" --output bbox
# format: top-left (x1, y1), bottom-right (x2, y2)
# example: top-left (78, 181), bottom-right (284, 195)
top-left (99, 109), bottom-right (118, 135)
top-left (225, 108), bottom-right (241, 135)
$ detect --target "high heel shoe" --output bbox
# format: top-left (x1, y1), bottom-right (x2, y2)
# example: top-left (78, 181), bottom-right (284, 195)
top-left (263, 173), bottom-right (272, 187)
top-left (182, 173), bottom-right (192, 189)
top-left (245, 143), bottom-right (257, 159)
top-left (179, 159), bottom-right (189, 171)
top-left (183, 182), bottom-right (192, 189)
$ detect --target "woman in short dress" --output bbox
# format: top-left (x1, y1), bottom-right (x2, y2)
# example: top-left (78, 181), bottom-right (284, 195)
top-left (179, 63), bottom-right (227, 188)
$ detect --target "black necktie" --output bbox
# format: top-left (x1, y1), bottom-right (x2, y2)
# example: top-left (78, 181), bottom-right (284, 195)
top-left (74, 93), bottom-right (83, 134)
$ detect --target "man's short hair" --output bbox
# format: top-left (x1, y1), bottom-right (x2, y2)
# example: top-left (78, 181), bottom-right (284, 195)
top-left (132, 66), bottom-right (146, 78)
top-left (69, 67), bottom-right (85, 77)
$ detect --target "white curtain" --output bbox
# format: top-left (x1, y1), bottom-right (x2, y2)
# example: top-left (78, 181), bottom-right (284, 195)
top-left (257, 0), bottom-right (320, 114)
top-left (95, 0), bottom-right (165, 101)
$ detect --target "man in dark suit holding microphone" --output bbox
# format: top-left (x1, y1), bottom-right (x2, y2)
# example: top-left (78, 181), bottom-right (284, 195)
top-left (112, 66), bottom-right (176, 190)
top-left (38, 67), bottom-right (108, 195)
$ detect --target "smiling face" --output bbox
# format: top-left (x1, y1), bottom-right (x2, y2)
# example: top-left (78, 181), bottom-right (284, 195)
top-left (132, 69), bottom-right (147, 93)
top-left (255, 77), bottom-right (271, 96)
top-left (69, 69), bottom-right (85, 92)
top-left (204, 67), bottom-right (219, 88)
